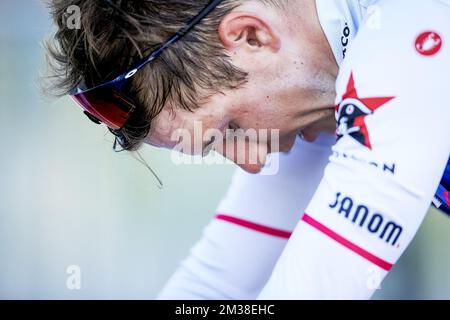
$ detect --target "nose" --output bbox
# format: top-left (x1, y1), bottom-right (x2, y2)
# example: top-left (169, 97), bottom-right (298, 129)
top-left (215, 139), bottom-right (268, 174)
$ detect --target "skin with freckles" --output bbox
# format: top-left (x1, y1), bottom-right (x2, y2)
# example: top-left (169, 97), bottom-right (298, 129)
top-left (145, 0), bottom-right (339, 174)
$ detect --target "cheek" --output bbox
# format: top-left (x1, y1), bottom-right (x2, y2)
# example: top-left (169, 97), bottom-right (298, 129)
top-left (233, 80), bottom-right (288, 127)
top-left (235, 100), bottom-right (290, 134)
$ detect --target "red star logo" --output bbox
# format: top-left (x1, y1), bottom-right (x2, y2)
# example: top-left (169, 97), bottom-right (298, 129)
top-left (336, 72), bottom-right (395, 150)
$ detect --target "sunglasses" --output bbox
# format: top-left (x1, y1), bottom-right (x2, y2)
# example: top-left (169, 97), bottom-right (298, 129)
top-left (69, 0), bottom-right (223, 130)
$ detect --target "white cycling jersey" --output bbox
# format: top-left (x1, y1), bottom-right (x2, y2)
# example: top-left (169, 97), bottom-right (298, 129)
top-left (158, 0), bottom-right (450, 299)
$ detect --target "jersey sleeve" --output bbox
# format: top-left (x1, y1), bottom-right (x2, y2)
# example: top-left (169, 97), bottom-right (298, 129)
top-left (157, 137), bottom-right (333, 299)
top-left (258, 0), bottom-right (450, 299)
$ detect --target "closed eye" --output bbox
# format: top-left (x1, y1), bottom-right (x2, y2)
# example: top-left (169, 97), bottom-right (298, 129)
top-left (202, 136), bottom-right (216, 157)
top-left (228, 122), bottom-right (240, 131)
top-left (203, 122), bottom-right (240, 157)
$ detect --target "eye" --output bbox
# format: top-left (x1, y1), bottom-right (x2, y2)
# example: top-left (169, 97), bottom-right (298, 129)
top-left (203, 136), bottom-right (216, 157)
top-left (225, 122), bottom-right (240, 139)
top-left (228, 122), bottom-right (240, 131)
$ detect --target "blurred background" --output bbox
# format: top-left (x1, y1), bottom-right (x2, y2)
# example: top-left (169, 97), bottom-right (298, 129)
top-left (0, 0), bottom-right (449, 299)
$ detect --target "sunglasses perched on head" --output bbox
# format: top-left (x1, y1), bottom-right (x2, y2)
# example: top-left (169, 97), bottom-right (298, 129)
top-left (69, 0), bottom-right (223, 130)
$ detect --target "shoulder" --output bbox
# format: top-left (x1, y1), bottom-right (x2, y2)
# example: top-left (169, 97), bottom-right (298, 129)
top-left (330, 0), bottom-right (450, 192)
top-left (336, 0), bottom-right (450, 104)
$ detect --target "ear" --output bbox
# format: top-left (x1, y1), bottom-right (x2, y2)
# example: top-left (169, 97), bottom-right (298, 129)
top-left (218, 11), bottom-right (281, 53)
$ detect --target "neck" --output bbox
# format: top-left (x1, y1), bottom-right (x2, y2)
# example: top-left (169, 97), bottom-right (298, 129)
top-left (288, 0), bottom-right (339, 134)
top-left (294, 0), bottom-right (339, 78)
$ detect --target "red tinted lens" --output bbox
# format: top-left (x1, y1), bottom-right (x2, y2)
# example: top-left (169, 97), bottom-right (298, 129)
top-left (71, 87), bottom-right (136, 130)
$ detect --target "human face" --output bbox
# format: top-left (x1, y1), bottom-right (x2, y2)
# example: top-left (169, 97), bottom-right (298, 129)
top-left (145, 0), bottom-right (338, 174)
top-left (145, 58), bottom-right (336, 173)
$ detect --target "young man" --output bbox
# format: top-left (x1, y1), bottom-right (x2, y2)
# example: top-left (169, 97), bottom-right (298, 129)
top-left (47, 0), bottom-right (450, 299)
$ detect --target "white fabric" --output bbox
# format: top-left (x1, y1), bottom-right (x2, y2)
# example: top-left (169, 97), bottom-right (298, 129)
top-left (159, 0), bottom-right (450, 300)
top-left (158, 136), bottom-right (334, 299)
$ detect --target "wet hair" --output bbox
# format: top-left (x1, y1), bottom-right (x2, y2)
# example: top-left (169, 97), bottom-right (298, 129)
top-left (45, 0), bottom-right (285, 151)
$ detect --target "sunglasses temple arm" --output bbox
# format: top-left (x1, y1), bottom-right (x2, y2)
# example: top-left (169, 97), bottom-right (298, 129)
top-left (125, 0), bottom-right (223, 76)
